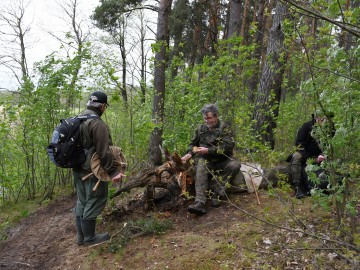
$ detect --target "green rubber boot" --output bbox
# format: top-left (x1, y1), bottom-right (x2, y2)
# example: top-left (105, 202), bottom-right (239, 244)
top-left (76, 215), bottom-right (84, 245)
top-left (81, 218), bottom-right (110, 246)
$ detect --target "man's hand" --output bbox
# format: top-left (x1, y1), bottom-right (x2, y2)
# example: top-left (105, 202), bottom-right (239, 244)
top-left (193, 147), bottom-right (209, 155)
top-left (317, 155), bottom-right (326, 163)
top-left (112, 172), bottom-right (126, 184)
top-left (181, 153), bottom-right (192, 163)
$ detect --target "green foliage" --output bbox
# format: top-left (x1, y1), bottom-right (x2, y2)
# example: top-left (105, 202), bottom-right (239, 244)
top-left (0, 198), bottom-right (40, 240)
top-left (163, 37), bottom-right (260, 157)
top-left (0, 0), bottom-right (359, 241)
top-left (279, 38), bottom-right (360, 232)
top-left (92, 0), bottom-right (144, 32)
top-left (0, 40), bottom-right (96, 204)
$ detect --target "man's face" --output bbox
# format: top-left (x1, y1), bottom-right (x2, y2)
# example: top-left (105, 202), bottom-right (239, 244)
top-left (315, 116), bottom-right (326, 126)
top-left (101, 103), bottom-right (108, 113)
top-left (203, 112), bottom-right (218, 129)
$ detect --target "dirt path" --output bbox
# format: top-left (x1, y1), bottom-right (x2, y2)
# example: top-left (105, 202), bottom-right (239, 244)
top-left (0, 191), bottom-right (357, 270)
top-left (0, 195), bottom-right (86, 270)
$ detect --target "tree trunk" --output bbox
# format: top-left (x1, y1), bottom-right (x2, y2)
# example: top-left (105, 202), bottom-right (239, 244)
top-left (339, 0), bottom-right (358, 51)
top-left (204, 0), bottom-right (220, 56)
top-left (252, 0), bottom-right (288, 149)
top-left (66, 0), bottom-right (85, 109)
top-left (248, 0), bottom-right (267, 103)
top-left (226, 0), bottom-right (242, 39)
top-left (120, 38), bottom-right (128, 104)
top-left (149, 0), bottom-right (173, 166)
top-left (0, 0), bottom-right (30, 85)
top-left (139, 9), bottom-right (147, 105)
top-left (240, 0), bottom-right (250, 44)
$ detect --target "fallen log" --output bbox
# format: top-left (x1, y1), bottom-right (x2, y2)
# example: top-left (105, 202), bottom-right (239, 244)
top-left (111, 150), bottom-right (339, 211)
top-left (110, 153), bottom-right (194, 201)
top-left (110, 152), bottom-right (294, 210)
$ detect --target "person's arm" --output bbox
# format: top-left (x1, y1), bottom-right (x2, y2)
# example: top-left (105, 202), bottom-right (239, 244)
top-left (187, 127), bottom-right (201, 154)
top-left (295, 122), bottom-right (311, 150)
top-left (181, 127), bottom-right (200, 161)
top-left (90, 120), bottom-right (120, 178)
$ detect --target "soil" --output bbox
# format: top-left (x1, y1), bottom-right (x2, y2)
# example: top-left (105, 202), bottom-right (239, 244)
top-left (0, 188), bottom-right (358, 270)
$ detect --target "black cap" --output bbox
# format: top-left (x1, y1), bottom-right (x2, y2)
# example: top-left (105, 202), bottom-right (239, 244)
top-left (314, 109), bottom-right (334, 118)
top-left (89, 91), bottom-right (109, 106)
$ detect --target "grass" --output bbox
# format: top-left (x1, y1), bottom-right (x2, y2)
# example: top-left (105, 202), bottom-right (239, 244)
top-left (108, 215), bottom-right (173, 253)
top-left (0, 198), bottom-right (43, 240)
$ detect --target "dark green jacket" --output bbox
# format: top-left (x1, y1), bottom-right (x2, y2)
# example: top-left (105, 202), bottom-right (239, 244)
top-left (186, 121), bottom-right (235, 163)
top-left (78, 107), bottom-right (120, 178)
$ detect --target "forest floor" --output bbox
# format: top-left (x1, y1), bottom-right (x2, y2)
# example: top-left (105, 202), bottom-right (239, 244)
top-left (0, 187), bottom-right (359, 270)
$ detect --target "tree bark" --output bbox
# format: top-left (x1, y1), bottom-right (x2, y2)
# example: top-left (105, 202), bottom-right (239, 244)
top-left (248, 0), bottom-right (267, 103)
top-left (226, 0), bottom-right (242, 39)
top-left (240, 0), bottom-right (250, 44)
top-left (149, 0), bottom-right (173, 165)
top-left (204, 0), bottom-right (220, 56)
top-left (252, 0), bottom-right (288, 149)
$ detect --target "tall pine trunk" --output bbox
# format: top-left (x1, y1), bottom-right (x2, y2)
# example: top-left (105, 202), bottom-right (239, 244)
top-left (252, 0), bottom-right (288, 149)
top-left (248, 0), bottom-right (267, 103)
top-left (149, 0), bottom-right (173, 165)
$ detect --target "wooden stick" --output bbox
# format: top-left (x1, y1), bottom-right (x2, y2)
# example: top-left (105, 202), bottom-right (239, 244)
top-left (176, 172), bottom-right (183, 186)
top-left (82, 172), bottom-right (93, 181)
top-left (92, 179), bottom-right (101, 192)
top-left (250, 174), bottom-right (261, 205)
top-left (181, 173), bottom-right (188, 195)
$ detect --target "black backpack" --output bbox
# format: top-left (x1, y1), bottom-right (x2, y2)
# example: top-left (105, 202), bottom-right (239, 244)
top-left (47, 114), bottom-right (99, 168)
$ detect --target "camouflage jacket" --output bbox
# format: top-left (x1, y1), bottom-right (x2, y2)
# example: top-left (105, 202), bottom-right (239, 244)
top-left (186, 121), bottom-right (235, 163)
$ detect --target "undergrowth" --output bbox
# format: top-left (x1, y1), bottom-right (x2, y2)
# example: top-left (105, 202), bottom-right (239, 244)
top-left (108, 216), bottom-right (173, 253)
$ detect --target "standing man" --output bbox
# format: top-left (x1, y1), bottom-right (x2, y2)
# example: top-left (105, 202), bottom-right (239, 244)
top-left (74, 91), bottom-right (125, 246)
top-left (289, 110), bottom-right (335, 199)
top-left (181, 104), bottom-right (242, 215)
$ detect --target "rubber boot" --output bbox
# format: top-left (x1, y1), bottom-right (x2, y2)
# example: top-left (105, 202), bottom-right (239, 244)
top-left (81, 218), bottom-right (110, 246)
top-left (290, 160), bottom-right (304, 199)
top-left (302, 181), bottom-right (312, 197)
top-left (76, 215), bottom-right (84, 245)
top-left (210, 191), bottom-right (224, 208)
top-left (187, 201), bottom-right (207, 215)
top-left (295, 185), bottom-right (305, 199)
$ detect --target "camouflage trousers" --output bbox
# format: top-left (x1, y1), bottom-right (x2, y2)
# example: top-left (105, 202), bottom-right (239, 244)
top-left (73, 168), bottom-right (108, 220)
top-left (194, 158), bottom-right (242, 204)
top-left (290, 151), bottom-right (307, 187)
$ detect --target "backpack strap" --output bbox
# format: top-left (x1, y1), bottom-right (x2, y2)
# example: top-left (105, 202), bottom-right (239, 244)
top-left (78, 114), bottom-right (99, 121)
top-left (198, 120), bottom-right (226, 134)
top-left (79, 114), bottom-right (100, 149)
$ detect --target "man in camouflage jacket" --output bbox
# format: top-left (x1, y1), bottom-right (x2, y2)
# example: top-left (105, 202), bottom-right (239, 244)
top-left (181, 104), bottom-right (243, 215)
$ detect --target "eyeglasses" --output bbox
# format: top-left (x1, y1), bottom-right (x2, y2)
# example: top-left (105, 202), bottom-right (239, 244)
top-left (203, 114), bottom-right (216, 121)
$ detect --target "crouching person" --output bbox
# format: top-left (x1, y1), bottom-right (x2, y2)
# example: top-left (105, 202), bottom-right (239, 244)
top-left (288, 110), bottom-right (335, 199)
top-left (181, 104), bottom-right (243, 215)
top-left (74, 91), bottom-right (125, 246)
